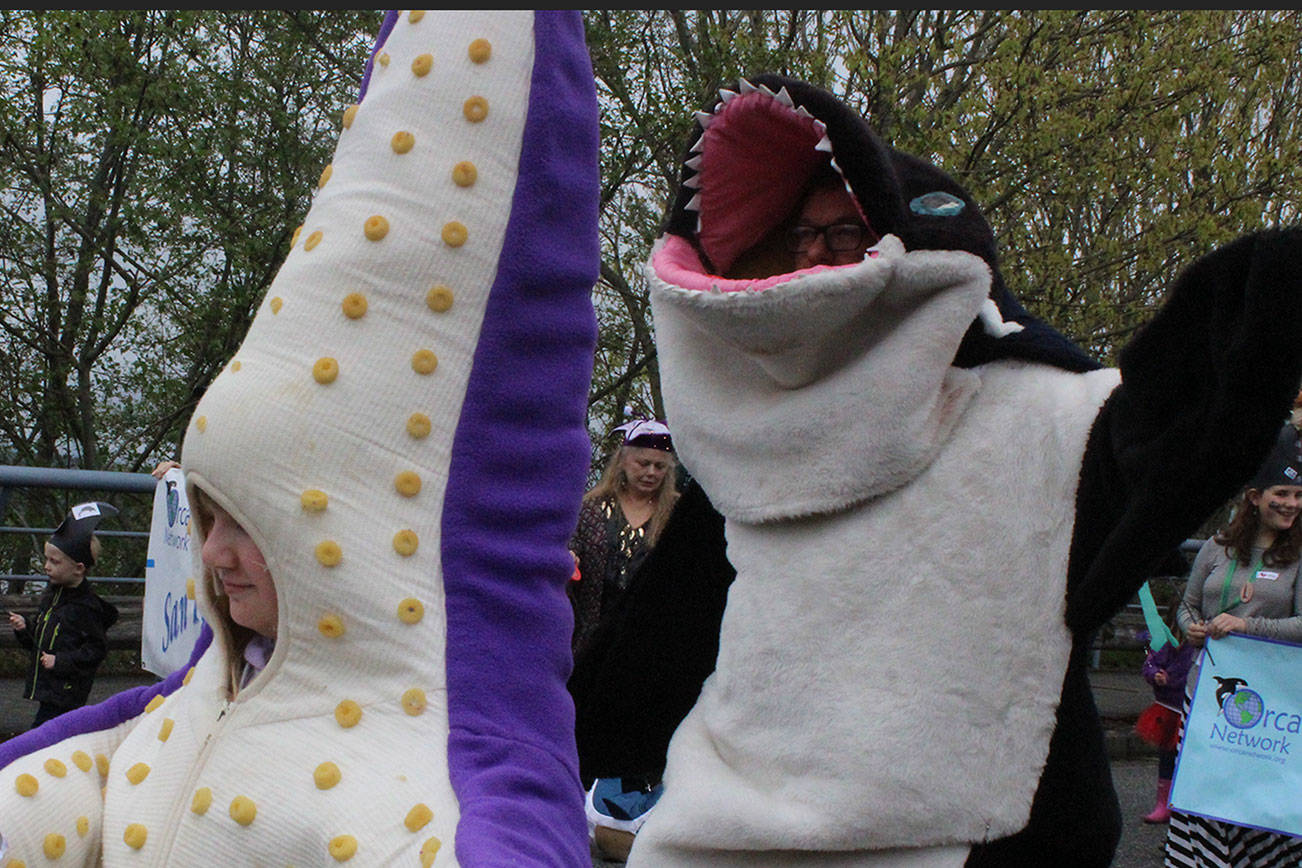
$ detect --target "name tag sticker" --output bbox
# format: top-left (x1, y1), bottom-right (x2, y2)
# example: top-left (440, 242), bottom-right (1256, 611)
top-left (1256, 570), bottom-right (1280, 581)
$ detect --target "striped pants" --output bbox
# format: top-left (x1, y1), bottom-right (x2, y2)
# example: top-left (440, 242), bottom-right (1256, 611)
top-left (1164, 696), bottom-right (1302, 867)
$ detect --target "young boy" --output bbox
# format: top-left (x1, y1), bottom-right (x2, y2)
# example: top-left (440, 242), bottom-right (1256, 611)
top-left (8, 501), bottom-right (119, 729)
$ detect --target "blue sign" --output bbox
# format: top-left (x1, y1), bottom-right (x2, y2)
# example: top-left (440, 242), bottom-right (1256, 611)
top-left (1170, 633), bottom-right (1302, 837)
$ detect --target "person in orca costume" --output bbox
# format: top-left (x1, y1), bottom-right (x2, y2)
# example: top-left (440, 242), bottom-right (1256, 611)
top-left (585, 74), bottom-right (1302, 867)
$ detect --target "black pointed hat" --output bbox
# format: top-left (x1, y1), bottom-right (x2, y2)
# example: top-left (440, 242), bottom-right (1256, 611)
top-left (48, 501), bottom-right (119, 567)
top-left (1248, 423), bottom-right (1302, 491)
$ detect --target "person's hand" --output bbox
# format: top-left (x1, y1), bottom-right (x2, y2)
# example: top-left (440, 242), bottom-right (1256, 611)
top-left (1153, 670), bottom-right (1169, 686)
top-left (151, 459), bottom-right (181, 479)
top-left (1207, 613), bottom-right (1247, 640)
top-left (1185, 620), bottom-right (1208, 647)
top-left (39, 652), bottom-right (55, 670)
top-left (8, 611), bottom-right (25, 631)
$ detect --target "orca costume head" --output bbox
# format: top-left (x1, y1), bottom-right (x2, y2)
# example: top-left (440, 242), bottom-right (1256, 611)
top-left (660, 73), bottom-right (1099, 373)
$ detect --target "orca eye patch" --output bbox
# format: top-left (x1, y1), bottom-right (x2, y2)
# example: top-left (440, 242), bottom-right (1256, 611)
top-left (909, 191), bottom-right (965, 217)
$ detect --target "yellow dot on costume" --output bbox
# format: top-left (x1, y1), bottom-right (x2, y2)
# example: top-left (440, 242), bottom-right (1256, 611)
top-left (158, 718), bottom-right (175, 742)
top-left (319, 164), bottom-right (333, 188)
top-left (124, 823), bottom-right (147, 849)
top-left (451, 161), bottom-right (477, 188)
top-left (183, 666), bottom-right (196, 686)
top-left (398, 598), bottom-right (424, 624)
top-left (301, 489), bottom-right (329, 512)
top-left (230, 360), bottom-right (242, 372)
top-left (291, 225), bottom-right (303, 247)
top-left (339, 292), bottom-right (369, 321)
top-left (44, 757), bottom-right (67, 777)
top-left (409, 10), bottom-right (425, 23)
top-left (195, 416), bottom-right (207, 433)
top-left (8, 859), bottom-right (25, 868)
top-left (440, 221), bottom-right (467, 247)
top-left (314, 762), bottom-right (341, 790)
top-left (406, 413), bottom-right (432, 439)
top-left (377, 52), bottom-right (390, 67)
top-left (420, 837), bottom-right (442, 867)
top-left (364, 215), bottom-right (390, 241)
top-left (468, 38), bottom-right (491, 63)
top-left (401, 687), bottom-right (427, 716)
top-left (391, 131), bottom-right (415, 154)
top-left (393, 530), bottom-right (419, 557)
top-left (342, 104), bottom-right (359, 129)
top-left (186, 577), bottom-right (196, 600)
top-left (95, 754), bottom-right (109, 778)
top-left (411, 53), bottom-right (433, 77)
top-left (334, 700), bottom-right (362, 728)
top-left (404, 803), bottom-right (433, 832)
top-left (43, 833), bottom-right (66, 859)
top-left (394, 471), bottom-right (422, 497)
top-left (270, 297), bottom-right (284, 314)
top-left (329, 835), bottom-right (358, 861)
top-left (313, 357), bottom-right (339, 384)
top-left (191, 787), bottom-right (212, 815)
top-left (463, 96), bottom-right (488, 122)
top-left (317, 614), bottom-right (345, 638)
top-left (72, 751), bottom-right (92, 773)
top-left (315, 540), bottom-right (343, 567)
top-left (145, 694), bottom-right (165, 714)
top-left (15, 773), bottom-right (37, 796)
top-left (426, 285), bottom-right (454, 312)
top-left (304, 230), bottom-right (323, 251)
top-left (230, 795), bottom-right (257, 826)
top-left (411, 349), bottom-right (439, 375)
top-left (126, 762), bottom-right (151, 785)
top-left (76, 815), bottom-right (89, 837)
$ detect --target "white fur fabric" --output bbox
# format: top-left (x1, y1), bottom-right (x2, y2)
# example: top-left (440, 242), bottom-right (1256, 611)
top-left (630, 361), bottom-right (1121, 862)
top-left (647, 236), bottom-right (989, 523)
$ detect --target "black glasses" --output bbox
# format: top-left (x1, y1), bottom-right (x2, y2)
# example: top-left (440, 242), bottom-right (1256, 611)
top-left (785, 222), bottom-right (870, 253)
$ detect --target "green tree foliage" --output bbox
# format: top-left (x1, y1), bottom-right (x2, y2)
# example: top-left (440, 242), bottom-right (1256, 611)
top-left (586, 10), bottom-right (1302, 471)
top-left (3, 9), bottom-right (1302, 534)
top-left (0, 10), bottom-right (377, 580)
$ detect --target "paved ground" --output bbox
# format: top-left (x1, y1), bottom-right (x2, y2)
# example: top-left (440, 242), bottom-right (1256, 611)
top-left (2, 668), bottom-right (1171, 865)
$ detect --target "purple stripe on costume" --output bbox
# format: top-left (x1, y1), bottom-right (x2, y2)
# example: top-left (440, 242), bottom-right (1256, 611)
top-left (0, 625), bottom-right (212, 771)
top-left (440, 11), bottom-right (598, 867)
top-left (357, 10), bottom-right (400, 102)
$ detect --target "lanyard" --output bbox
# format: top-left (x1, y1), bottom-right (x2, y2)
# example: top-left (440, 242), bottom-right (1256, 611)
top-left (1216, 554), bottom-right (1263, 616)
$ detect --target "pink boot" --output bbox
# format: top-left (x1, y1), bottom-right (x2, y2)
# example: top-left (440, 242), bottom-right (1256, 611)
top-left (1142, 779), bottom-right (1171, 824)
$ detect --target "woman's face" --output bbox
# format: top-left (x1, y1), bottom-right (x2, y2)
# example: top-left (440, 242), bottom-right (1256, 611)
top-left (1249, 484), bottom-right (1302, 534)
top-left (620, 446), bottom-right (672, 498)
top-left (201, 499), bottom-right (278, 638)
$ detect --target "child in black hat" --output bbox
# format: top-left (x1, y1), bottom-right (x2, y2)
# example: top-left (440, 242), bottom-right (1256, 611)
top-left (7, 501), bottom-right (120, 729)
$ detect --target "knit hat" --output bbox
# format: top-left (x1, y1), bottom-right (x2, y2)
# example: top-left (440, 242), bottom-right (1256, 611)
top-left (615, 419), bottom-right (674, 452)
top-left (1248, 422), bottom-right (1302, 490)
top-left (48, 501), bottom-right (118, 567)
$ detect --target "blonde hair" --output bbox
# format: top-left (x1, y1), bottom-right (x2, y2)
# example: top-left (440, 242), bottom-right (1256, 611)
top-left (584, 445), bottom-right (680, 544)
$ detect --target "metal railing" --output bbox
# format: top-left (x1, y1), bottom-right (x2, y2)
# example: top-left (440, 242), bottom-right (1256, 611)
top-left (0, 464), bottom-right (157, 588)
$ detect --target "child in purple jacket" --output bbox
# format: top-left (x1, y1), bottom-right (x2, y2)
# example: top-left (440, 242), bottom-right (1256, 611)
top-left (1136, 628), bottom-right (1197, 824)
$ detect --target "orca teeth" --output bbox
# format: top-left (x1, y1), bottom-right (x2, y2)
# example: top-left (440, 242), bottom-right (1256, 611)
top-left (773, 86), bottom-right (794, 107)
top-left (695, 110), bottom-right (715, 129)
top-left (689, 136), bottom-right (705, 154)
top-left (686, 193), bottom-right (702, 212)
top-left (683, 173), bottom-right (701, 190)
top-left (738, 78), bottom-right (758, 94)
top-left (684, 155), bottom-right (703, 171)
top-left (814, 135), bottom-right (834, 154)
top-left (718, 88), bottom-right (739, 104)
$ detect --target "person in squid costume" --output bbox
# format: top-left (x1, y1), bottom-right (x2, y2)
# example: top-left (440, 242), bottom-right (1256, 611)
top-left (581, 74), bottom-right (1302, 867)
top-left (0, 10), bottom-right (599, 866)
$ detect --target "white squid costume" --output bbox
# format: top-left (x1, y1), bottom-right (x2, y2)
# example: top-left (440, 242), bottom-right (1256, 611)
top-left (0, 11), bottom-right (599, 867)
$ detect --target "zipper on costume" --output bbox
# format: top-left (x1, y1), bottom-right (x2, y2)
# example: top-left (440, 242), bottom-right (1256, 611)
top-left (147, 696), bottom-right (235, 866)
top-left (26, 588), bottom-right (61, 700)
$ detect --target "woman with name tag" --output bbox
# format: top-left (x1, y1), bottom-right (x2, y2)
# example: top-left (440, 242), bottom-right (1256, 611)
top-left (1165, 422), bottom-right (1302, 867)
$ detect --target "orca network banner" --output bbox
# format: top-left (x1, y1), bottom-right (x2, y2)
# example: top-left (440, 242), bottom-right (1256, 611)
top-left (141, 468), bottom-right (205, 676)
top-left (1170, 633), bottom-right (1302, 837)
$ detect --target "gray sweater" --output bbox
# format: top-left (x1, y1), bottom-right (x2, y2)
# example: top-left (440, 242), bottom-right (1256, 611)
top-left (1177, 537), bottom-right (1302, 642)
